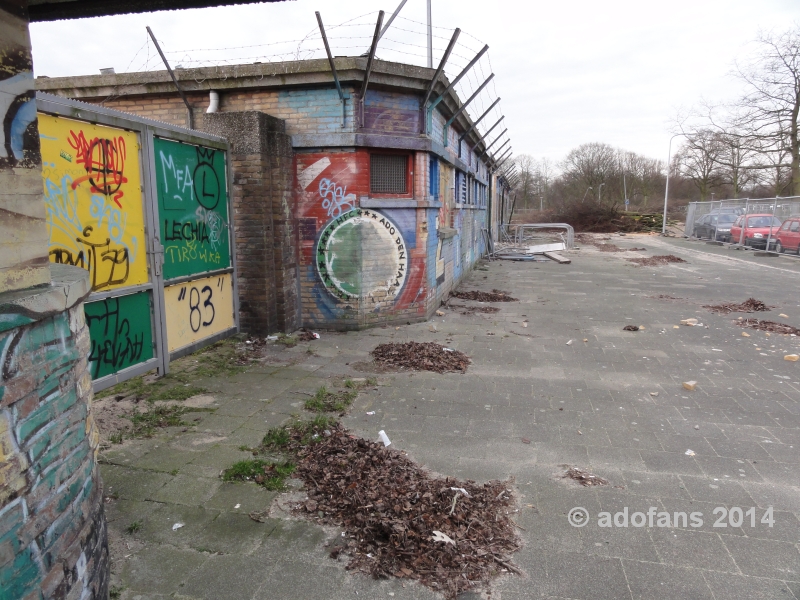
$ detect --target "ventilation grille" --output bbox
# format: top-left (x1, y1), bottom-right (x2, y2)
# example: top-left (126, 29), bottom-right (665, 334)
top-left (371, 154), bottom-right (408, 194)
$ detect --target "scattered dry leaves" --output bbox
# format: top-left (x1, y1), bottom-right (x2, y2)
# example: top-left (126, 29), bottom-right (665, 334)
top-left (735, 319), bottom-right (800, 335)
top-left (290, 424), bottom-right (521, 598)
top-left (703, 298), bottom-right (771, 314)
top-left (626, 255), bottom-right (687, 266)
top-left (372, 342), bottom-right (470, 374)
top-left (563, 467), bottom-right (609, 487)
top-left (449, 289), bottom-right (518, 302)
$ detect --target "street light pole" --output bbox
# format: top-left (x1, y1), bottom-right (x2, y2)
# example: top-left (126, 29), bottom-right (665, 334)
top-left (597, 182), bottom-right (605, 203)
top-left (662, 133), bottom-right (687, 234)
top-left (582, 186), bottom-right (593, 202)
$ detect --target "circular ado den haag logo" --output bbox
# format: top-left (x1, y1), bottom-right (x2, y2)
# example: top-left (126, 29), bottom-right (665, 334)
top-left (316, 208), bottom-right (409, 303)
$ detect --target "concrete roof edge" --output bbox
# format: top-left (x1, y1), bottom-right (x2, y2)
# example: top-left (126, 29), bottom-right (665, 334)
top-left (35, 56), bottom-right (497, 156)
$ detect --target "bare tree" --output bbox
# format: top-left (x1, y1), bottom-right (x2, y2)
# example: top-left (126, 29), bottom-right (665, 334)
top-left (736, 26), bottom-right (800, 196)
top-left (673, 129), bottom-right (722, 200)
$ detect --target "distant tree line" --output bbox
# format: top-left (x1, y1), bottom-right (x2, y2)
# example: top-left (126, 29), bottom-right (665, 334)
top-left (510, 25), bottom-right (800, 211)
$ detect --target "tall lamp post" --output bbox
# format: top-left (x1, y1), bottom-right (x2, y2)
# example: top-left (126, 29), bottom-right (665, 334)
top-left (662, 133), bottom-right (687, 234)
top-left (597, 182), bottom-right (605, 203)
top-left (582, 186), bottom-right (593, 202)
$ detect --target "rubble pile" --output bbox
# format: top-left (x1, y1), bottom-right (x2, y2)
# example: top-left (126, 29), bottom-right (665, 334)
top-left (292, 425), bottom-right (520, 598)
top-left (372, 342), bottom-right (470, 374)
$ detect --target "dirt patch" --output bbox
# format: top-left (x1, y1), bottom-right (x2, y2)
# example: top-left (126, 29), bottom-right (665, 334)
top-left (564, 466), bottom-right (609, 487)
top-left (449, 303), bottom-right (501, 315)
top-left (626, 255), bottom-right (687, 266)
top-left (449, 289), bottom-right (518, 302)
top-left (622, 325), bottom-right (640, 331)
top-left (371, 342), bottom-right (471, 374)
top-left (704, 298), bottom-right (771, 314)
top-left (735, 319), bottom-right (800, 335)
top-left (287, 423), bottom-right (521, 598)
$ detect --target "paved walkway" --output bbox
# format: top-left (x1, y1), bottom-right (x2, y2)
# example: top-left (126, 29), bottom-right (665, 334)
top-left (104, 234), bottom-right (800, 600)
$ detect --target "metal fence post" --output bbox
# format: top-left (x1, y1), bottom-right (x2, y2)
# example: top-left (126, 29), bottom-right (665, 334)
top-left (766, 196), bottom-right (779, 252)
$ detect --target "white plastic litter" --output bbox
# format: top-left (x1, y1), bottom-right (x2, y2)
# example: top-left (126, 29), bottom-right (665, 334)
top-left (685, 449), bottom-right (696, 456)
top-left (366, 411), bottom-right (375, 415)
top-left (431, 531), bottom-right (456, 545)
top-left (312, 332), bottom-right (320, 339)
top-left (378, 430), bottom-right (391, 447)
top-left (450, 487), bottom-right (470, 497)
top-left (566, 339), bottom-right (573, 345)
top-left (443, 347), bottom-right (454, 352)
top-left (172, 523), bottom-right (184, 531)
top-left (234, 504), bottom-right (241, 509)
top-left (267, 335), bottom-right (278, 341)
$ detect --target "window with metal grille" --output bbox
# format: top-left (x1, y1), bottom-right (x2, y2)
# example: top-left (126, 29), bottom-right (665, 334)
top-left (370, 154), bottom-right (408, 194)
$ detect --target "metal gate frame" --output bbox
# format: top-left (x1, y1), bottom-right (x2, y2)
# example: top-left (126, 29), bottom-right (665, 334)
top-left (37, 93), bottom-right (240, 393)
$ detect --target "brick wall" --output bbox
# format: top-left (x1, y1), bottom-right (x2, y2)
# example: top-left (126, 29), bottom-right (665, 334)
top-left (0, 299), bottom-right (108, 600)
top-left (202, 111), bottom-right (299, 334)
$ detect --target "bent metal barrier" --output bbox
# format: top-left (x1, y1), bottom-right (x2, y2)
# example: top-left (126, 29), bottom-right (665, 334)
top-left (38, 93), bottom-right (239, 391)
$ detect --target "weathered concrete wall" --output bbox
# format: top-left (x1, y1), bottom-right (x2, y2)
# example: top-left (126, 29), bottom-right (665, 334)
top-left (0, 2), bottom-right (50, 293)
top-left (0, 263), bottom-right (108, 600)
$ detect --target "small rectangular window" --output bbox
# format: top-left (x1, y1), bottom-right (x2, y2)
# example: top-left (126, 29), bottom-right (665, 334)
top-left (429, 156), bottom-right (439, 200)
top-left (370, 154), bottom-right (408, 194)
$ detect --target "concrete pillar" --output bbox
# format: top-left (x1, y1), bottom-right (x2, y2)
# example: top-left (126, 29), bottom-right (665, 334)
top-left (0, 1), bottom-right (50, 293)
top-left (0, 3), bottom-right (109, 597)
top-left (202, 111), bottom-right (299, 334)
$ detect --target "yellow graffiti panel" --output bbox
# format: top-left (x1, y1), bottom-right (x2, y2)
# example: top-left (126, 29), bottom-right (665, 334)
top-left (164, 273), bottom-right (235, 352)
top-left (39, 113), bottom-right (148, 291)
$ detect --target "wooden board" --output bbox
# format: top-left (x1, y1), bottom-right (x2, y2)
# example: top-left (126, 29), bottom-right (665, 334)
top-left (543, 251), bottom-right (571, 264)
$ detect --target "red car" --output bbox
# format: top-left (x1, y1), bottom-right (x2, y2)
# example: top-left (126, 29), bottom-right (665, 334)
top-left (771, 216), bottom-right (800, 254)
top-left (729, 214), bottom-right (783, 248)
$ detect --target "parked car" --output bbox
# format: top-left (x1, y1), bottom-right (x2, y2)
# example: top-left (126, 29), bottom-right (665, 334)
top-left (693, 213), bottom-right (738, 241)
top-left (729, 214), bottom-right (783, 248)
top-left (770, 216), bottom-right (800, 254)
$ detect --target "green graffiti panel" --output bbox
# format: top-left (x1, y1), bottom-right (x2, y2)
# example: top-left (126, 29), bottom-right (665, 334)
top-left (84, 291), bottom-right (154, 380)
top-left (154, 137), bottom-right (231, 280)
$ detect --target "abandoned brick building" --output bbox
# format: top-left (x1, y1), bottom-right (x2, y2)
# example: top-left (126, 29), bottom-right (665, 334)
top-left (38, 57), bottom-right (513, 334)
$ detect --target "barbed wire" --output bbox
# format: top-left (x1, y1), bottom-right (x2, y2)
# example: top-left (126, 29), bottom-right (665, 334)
top-left (121, 9), bottom-right (510, 155)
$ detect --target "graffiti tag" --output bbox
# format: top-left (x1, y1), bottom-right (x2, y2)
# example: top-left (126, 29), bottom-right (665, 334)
top-left (319, 178), bottom-right (356, 219)
top-left (68, 131), bottom-right (128, 207)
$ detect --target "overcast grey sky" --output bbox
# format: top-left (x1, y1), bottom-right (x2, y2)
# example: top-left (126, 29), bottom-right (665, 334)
top-left (31, 0), bottom-right (799, 165)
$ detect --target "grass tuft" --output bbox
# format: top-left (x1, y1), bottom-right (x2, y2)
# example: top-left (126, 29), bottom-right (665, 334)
top-left (222, 459), bottom-right (295, 490)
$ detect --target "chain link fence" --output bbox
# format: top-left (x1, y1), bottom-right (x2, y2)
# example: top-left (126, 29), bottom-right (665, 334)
top-left (685, 196), bottom-right (800, 258)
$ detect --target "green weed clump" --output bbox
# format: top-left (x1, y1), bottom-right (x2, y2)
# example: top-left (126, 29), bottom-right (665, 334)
top-left (222, 459), bottom-right (295, 490)
top-left (303, 386), bottom-right (356, 414)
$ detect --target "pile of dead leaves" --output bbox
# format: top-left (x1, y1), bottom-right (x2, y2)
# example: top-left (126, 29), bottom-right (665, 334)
top-left (292, 425), bottom-right (520, 598)
top-left (297, 328), bottom-right (318, 342)
top-left (372, 342), bottom-right (470, 374)
top-left (449, 289), bottom-right (518, 302)
top-left (704, 298), bottom-right (771, 314)
top-left (564, 466), bottom-right (608, 487)
top-left (735, 319), bottom-right (800, 335)
top-left (626, 255), bottom-right (687, 266)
